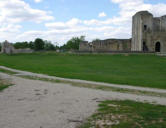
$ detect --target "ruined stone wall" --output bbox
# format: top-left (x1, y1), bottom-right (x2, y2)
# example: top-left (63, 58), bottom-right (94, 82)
top-left (152, 16), bottom-right (166, 52)
top-left (13, 48), bottom-right (34, 54)
top-left (1, 41), bottom-right (15, 54)
top-left (132, 11), bottom-right (166, 53)
top-left (79, 41), bottom-right (92, 52)
top-left (80, 11), bottom-right (166, 53)
top-left (1, 41), bottom-right (34, 54)
top-left (160, 16), bottom-right (166, 31)
top-left (92, 39), bottom-right (131, 52)
top-left (152, 32), bottom-right (166, 52)
top-left (79, 39), bottom-right (131, 52)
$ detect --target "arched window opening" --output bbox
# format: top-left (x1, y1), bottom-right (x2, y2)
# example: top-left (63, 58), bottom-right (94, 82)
top-left (155, 42), bottom-right (161, 52)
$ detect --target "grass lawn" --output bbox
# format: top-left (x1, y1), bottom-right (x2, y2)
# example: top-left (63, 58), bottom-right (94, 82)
top-left (80, 100), bottom-right (166, 128)
top-left (0, 53), bottom-right (165, 89)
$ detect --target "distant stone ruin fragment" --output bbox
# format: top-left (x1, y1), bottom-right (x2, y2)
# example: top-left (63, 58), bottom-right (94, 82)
top-left (1, 40), bottom-right (33, 54)
top-left (79, 11), bottom-right (166, 53)
top-left (1, 40), bottom-right (15, 54)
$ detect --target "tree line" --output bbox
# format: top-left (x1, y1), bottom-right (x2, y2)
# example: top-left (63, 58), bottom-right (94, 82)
top-left (13, 39), bottom-right (58, 51)
top-left (0, 36), bottom-right (86, 52)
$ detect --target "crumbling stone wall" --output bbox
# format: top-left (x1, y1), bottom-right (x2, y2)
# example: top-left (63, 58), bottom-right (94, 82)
top-left (1, 40), bottom-right (33, 54)
top-left (79, 41), bottom-right (92, 52)
top-left (1, 40), bottom-right (15, 54)
top-left (79, 39), bottom-right (131, 52)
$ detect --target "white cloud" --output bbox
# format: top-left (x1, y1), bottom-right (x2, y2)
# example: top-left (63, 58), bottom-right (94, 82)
top-left (34, 0), bottom-right (43, 3)
top-left (42, 0), bottom-right (166, 44)
top-left (0, 0), bottom-right (54, 42)
top-left (111, 0), bottom-right (166, 18)
top-left (0, 0), bottom-right (53, 23)
top-left (98, 12), bottom-right (107, 17)
top-left (1, 0), bottom-right (166, 45)
top-left (45, 18), bottom-right (82, 30)
top-left (0, 24), bottom-right (21, 33)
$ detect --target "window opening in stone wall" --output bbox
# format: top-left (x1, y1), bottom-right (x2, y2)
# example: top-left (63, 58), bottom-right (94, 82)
top-left (143, 41), bottom-right (148, 52)
top-left (155, 42), bottom-right (161, 52)
top-left (144, 25), bottom-right (147, 30)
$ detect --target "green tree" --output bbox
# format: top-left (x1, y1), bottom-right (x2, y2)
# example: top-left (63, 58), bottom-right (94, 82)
top-left (34, 38), bottom-right (45, 51)
top-left (29, 41), bottom-right (34, 49)
top-left (0, 43), bottom-right (1, 51)
top-left (14, 42), bottom-right (29, 49)
top-left (60, 36), bottom-right (85, 50)
top-left (44, 40), bottom-right (55, 50)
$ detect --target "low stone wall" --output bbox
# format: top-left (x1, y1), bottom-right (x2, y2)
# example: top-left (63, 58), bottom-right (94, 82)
top-left (13, 48), bottom-right (34, 54)
top-left (156, 52), bottom-right (166, 56)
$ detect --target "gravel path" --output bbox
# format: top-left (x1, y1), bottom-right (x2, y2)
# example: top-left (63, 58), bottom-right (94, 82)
top-left (0, 70), bottom-right (166, 128)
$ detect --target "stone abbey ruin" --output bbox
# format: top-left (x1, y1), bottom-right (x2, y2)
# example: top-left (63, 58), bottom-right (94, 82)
top-left (1, 40), bottom-right (33, 54)
top-left (1, 11), bottom-right (166, 54)
top-left (79, 11), bottom-right (166, 53)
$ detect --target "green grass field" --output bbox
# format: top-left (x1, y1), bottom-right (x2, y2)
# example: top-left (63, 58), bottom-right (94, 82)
top-left (0, 53), bottom-right (165, 89)
top-left (80, 100), bottom-right (166, 128)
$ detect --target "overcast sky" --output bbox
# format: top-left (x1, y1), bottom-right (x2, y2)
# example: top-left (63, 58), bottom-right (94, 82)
top-left (0, 0), bottom-right (166, 45)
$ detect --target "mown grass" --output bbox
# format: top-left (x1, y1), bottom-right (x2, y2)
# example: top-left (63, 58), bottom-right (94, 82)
top-left (80, 100), bottom-right (166, 128)
top-left (0, 53), bottom-right (165, 89)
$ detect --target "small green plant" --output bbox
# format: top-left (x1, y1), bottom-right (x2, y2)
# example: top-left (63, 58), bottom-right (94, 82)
top-left (0, 79), bottom-right (12, 91)
top-left (80, 100), bottom-right (166, 128)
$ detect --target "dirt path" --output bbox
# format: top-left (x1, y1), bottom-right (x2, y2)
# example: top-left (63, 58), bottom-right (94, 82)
top-left (0, 69), bottom-right (166, 128)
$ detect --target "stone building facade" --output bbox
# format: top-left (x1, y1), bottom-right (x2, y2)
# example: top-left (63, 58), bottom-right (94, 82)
top-left (79, 11), bottom-right (166, 53)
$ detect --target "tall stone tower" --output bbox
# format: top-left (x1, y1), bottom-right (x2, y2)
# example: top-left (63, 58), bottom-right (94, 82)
top-left (132, 11), bottom-right (153, 52)
top-left (132, 11), bottom-right (166, 52)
